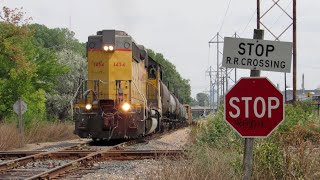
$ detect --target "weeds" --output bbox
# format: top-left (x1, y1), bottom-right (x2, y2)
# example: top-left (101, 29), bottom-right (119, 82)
top-left (155, 102), bottom-right (320, 179)
top-left (149, 145), bottom-right (238, 180)
top-left (0, 121), bottom-right (77, 150)
top-left (0, 123), bottom-right (20, 150)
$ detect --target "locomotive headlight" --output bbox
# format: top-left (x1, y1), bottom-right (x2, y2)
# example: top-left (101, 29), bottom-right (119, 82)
top-left (103, 45), bottom-right (109, 51)
top-left (85, 104), bottom-right (92, 110)
top-left (108, 45), bottom-right (114, 51)
top-left (121, 102), bottom-right (131, 111)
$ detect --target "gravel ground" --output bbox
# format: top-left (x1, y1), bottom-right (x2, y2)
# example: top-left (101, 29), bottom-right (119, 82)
top-left (23, 159), bottom-right (71, 169)
top-left (64, 127), bottom-right (191, 180)
top-left (67, 159), bottom-right (162, 180)
top-left (128, 127), bottom-right (191, 150)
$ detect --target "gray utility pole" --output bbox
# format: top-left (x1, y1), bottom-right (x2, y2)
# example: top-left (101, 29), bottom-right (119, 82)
top-left (258, 0), bottom-right (297, 102)
top-left (209, 32), bottom-right (239, 106)
top-left (212, 83), bottom-right (215, 109)
top-left (210, 66), bottom-right (212, 107)
top-left (206, 66), bottom-right (213, 108)
top-left (302, 73), bottom-right (305, 94)
top-left (209, 33), bottom-right (224, 107)
top-left (221, 67), bottom-right (225, 98)
top-left (217, 32), bottom-right (220, 107)
top-left (243, 29), bottom-right (264, 180)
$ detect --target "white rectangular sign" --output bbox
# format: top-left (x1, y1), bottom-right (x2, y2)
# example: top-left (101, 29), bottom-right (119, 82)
top-left (222, 37), bottom-right (293, 72)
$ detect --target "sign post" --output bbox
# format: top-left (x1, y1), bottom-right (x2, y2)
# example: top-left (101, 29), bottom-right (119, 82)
top-left (13, 98), bottom-right (27, 147)
top-left (223, 28), bottom-right (290, 179)
top-left (245, 29), bottom-right (263, 180)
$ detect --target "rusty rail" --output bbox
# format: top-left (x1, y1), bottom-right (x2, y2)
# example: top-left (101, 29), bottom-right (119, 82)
top-left (25, 149), bottom-right (184, 180)
top-left (0, 142), bottom-right (89, 172)
top-left (0, 129), bottom-right (186, 179)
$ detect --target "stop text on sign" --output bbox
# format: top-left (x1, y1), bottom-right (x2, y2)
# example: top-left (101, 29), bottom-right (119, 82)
top-left (222, 37), bottom-right (292, 73)
top-left (229, 97), bottom-right (280, 118)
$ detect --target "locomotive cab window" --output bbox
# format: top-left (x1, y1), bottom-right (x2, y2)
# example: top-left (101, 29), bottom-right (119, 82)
top-left (148, 65), bottom-right (157, 79)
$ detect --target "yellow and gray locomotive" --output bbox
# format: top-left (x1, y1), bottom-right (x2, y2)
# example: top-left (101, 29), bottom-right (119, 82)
top-left (73, 30), bottom-right (191, 140)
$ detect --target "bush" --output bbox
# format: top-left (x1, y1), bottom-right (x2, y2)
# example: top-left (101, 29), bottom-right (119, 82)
top-left (196, 108), bottom-right (242, 150)
top-left (253, 139), bottom-right (284, 179)
top-left (149, 145), bottom-right (237, 180)
top-left (278, 101), bottom-right (315, 132)
top-left (193, 102), bottom-right (320, 179)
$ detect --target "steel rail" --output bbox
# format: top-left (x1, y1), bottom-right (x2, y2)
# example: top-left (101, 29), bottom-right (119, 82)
top-left (25, 149), bottom-right (184, 180)
top-left (24, 141), bottom-right (130, 180)
top-left (0, 141), bottom-right (89, 172)
top-left (0, 128), bottom-right (186, 179)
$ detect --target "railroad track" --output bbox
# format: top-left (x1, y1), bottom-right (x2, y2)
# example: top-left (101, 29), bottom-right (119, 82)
top-left (0, 149), bottom-right (183, 179)
top-left (0, 131), bottom-right (185, 179)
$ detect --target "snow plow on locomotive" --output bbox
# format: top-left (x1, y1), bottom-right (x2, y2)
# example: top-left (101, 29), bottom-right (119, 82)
top-left (73, 30), bottom-right (191, 140)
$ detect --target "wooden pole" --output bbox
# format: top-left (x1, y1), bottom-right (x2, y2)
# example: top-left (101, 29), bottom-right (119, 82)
top-left (243, 29), bottom-right (264, 180)
top-left (292, 0), bottom-right (297, 102)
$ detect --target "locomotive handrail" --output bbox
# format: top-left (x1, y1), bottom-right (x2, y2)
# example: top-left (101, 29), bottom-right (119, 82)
top-left (98, 80), bottom-right (115, 84)
top-left (70, 79), bottom-right (87, 120)
top-left (70, 79), bottom-right (114, 120)
top-left (132, 81), bottom-right (147, 121)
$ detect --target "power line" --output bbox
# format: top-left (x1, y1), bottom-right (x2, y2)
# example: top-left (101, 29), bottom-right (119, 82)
top-left (218, 0), bottom-right (232, 33)
top-left (240, 9), bottom-right (256, 36)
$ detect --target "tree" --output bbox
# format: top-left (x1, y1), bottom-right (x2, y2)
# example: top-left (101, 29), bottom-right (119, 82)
top-left (190, 98), bottom-right (199, 106)
top-left (26, 24), bottom-right (87, 120)
top-left (196, 93), bottom-right (209, 106)
top-left (29, 24), bottom-right (86, 57)
top-left (0, 7), bottom-right (66, 122)
top-left (46, 50), bottom-right (87, 121)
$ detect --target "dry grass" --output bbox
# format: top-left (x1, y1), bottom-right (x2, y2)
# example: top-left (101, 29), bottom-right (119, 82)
top-left (0, 121), bottom-right (77, 150)
top-left (149, 146), bottom-right (238, 180)
top-left (280, 123), bottom-right (320, 179)
top-left (150, 113), bottom-right (320, 179)
top-left (283, 142), bottom-right (320, 179)
top-left (25, 121), bottom-right (77, 144)
top-left (253, 122), bottom-right (320, 179)
top-left (0, 123), bottom-right (21, 150)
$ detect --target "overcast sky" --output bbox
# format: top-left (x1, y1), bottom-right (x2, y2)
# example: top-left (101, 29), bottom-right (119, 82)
top-left (2, 0), bottom-right (320, 97)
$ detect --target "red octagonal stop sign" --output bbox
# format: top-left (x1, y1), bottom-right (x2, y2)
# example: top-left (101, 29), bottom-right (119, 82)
top-left (224, 77), bottom-right (284, 137)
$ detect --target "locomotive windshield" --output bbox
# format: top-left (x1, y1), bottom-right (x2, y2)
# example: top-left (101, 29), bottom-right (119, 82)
top-left (148, 65), bottom-right (156, 79)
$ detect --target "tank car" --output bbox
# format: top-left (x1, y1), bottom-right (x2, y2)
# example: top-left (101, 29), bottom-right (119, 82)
top-left (73, 30), bottom-right (189, 140)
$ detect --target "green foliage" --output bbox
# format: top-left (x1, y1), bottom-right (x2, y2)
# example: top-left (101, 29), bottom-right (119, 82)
top-left (29, 24), bottom-right (86, 57)
top-left (194, 101), bottom-right (320, 178)
top-left (197, 107), bottom-right (242, 149)
top-left (190, 98), bottom-right (199, 106)
top-left (0, 7), bottom-right (68, 122)
top-left (46, 50), bottom-right (87, 120)
top-left (253, 140), bottom-right (284, 179)
top-left (147, 49), bottom-right (191, 104)
top-left (196, 93), bottom-right (209, 106)
top-left (21, 89), bottom-right (47, 126)
top-left (278, 101), bottom-right (315, 132)
top-left (27, 24), bottom-right (87, 120)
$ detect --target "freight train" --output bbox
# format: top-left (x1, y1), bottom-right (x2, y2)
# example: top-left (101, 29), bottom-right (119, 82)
top-left (73, 30), bottom-right (191, 141)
